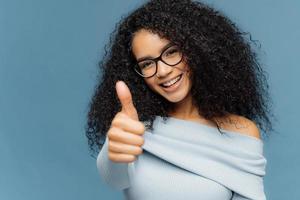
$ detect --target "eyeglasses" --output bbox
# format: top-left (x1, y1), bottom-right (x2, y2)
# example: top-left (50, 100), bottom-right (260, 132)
top-left (133, 44), bottom-right (183, 78)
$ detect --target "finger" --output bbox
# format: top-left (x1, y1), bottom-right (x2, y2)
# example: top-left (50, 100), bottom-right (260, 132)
top-left (112, 112), bottom-right (145, 135)
top-left (108, 152), bottom-right (136, 163)
top-left (108, 127), bottom-right (144, 146)
top-left (109, 140), bottom-right (143, 155)
top-left (115, 81), bottom-right (139, 120)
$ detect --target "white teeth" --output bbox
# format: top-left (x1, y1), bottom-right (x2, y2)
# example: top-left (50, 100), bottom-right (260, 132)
top-left (162, 75), bottom-right (181, 87)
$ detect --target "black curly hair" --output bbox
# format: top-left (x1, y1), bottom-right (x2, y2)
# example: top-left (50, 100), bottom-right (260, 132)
top-left (85, 0), bottom-right (276, 158)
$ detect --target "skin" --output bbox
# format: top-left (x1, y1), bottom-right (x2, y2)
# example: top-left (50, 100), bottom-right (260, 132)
top-left (132, 29), bottom-right (192, 105)
top-left (131, 29), bottom-right (219, 125)
top-left (107, 29), bottom-right (261, 163)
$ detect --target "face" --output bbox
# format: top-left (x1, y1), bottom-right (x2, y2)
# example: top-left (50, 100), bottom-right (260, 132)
top-left (131, 29), bottom-right (193, 103)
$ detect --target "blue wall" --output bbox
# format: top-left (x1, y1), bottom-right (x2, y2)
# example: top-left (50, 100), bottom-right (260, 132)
top-left (0, 0), bottom-right (299, 199)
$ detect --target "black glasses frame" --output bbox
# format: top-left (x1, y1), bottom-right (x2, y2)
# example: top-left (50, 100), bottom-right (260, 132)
top-left (133, 44), bottom-right (184, 78)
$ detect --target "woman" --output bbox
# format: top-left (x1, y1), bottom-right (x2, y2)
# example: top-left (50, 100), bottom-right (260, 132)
top-left (86, 0), bottom-right (274, 199)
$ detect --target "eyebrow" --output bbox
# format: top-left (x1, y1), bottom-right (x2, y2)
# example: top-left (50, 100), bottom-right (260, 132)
top-left (136, 42), bottom-right (173, 62)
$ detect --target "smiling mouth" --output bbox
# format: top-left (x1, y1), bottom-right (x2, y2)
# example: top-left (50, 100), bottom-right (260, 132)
top-left (159, 74), bottom-right (183, 88)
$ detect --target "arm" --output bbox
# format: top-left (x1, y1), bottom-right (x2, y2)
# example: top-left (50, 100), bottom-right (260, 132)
top-left (96, 136), bottom-right (131, 190)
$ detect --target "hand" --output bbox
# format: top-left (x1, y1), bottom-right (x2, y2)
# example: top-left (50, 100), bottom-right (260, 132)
top-left (107, 81), bottom-right (145, 163)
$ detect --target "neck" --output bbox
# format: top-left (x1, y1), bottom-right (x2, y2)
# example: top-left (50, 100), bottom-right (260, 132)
top-left (168, 92), bottom-right (201, 120)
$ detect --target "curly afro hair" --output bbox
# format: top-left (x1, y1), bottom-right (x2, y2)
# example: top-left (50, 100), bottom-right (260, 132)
top-left (85, 0), bottom-right (275, 157)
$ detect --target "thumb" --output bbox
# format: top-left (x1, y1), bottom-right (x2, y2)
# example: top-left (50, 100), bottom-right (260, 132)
top-left (116, 81), bottom-right (139, 121)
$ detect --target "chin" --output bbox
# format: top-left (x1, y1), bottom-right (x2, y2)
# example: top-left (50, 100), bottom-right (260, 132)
top-left (162, 90), bottom-right (190, 103)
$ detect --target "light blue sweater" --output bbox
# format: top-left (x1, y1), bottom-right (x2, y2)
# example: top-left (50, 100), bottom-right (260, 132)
top-left (97, 116), bottom-right (267, 200)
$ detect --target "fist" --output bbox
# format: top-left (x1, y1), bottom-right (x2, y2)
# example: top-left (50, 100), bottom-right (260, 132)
top-left (107, 81), bottom-right (145, 163)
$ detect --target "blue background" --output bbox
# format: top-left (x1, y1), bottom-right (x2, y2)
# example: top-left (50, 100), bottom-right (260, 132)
top-left (1, 0), bottom-right (299, 199)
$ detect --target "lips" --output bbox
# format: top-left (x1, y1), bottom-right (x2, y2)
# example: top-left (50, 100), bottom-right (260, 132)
top-left (159, 74), bottom-right (183, 88)
top-left (158, 74), bottom-right (184, 93)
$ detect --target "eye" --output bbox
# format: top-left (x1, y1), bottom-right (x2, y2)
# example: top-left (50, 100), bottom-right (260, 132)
top-left (165, 48), bottom-right (179, 57)
top-left (139, 61), bottom-right (153, 69)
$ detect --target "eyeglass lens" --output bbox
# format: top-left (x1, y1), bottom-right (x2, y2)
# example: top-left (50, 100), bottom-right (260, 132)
top-left (135, 45), bottom-right (182, 77)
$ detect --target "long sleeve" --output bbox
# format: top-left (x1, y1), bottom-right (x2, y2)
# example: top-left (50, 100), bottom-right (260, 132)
top-left (96, 136), bottom-right (131, 190)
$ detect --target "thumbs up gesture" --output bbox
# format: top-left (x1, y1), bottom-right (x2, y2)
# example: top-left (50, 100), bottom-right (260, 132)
top-left (107, 81), bottom-right (145, 163)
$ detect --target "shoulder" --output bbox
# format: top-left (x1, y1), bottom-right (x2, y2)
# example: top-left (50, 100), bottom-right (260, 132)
top-left (218, 114), bottom-right (261, 140)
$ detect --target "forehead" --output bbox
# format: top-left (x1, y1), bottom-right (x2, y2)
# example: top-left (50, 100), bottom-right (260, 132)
top-left (131, 29), bottom-right (170, 58)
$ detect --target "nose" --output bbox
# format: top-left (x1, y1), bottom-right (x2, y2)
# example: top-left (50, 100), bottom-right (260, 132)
top-left (156, 60), bottom-right (172, 78)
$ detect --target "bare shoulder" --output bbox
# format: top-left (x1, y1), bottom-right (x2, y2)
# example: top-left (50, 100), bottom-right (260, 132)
top-left (218, 114), bottom-right (261, 140)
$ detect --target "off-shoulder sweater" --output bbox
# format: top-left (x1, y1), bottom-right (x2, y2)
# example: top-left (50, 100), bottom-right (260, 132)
top-left (96, 116), bottom-right (267, 200)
